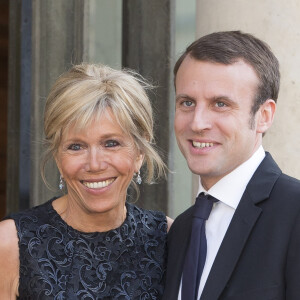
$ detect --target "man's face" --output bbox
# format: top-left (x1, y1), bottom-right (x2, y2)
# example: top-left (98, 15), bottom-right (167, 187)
top-left (174, 56), bottom-right (263, 190)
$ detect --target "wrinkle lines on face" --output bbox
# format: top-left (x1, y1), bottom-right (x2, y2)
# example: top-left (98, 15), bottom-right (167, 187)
top-left (55, 109), bottom-right (143, 231)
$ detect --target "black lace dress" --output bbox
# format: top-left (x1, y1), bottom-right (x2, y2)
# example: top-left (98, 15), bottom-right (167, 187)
top-left (7, 199), bottom-right (167, 299)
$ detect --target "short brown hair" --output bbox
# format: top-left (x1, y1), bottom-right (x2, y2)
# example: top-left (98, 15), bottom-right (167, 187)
top-left (174, 31), bottom-right (280, 114)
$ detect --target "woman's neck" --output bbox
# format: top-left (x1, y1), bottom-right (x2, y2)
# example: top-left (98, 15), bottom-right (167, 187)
top-left (52, 195), bottom-right (127, 233)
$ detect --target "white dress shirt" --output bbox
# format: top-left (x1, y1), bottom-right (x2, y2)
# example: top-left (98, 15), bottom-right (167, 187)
top-left (178, 146), bottom-right (265, 300)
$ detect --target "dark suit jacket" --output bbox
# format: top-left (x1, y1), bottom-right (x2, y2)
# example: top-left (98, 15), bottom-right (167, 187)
top-left (163, 153), bottom-right (300, 300)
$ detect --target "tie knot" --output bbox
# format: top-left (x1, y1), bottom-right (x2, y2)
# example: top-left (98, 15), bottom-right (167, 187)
top-left (193, 193), bottom-right (218, 220)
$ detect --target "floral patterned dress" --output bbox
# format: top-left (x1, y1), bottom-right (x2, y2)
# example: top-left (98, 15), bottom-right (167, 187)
top-left (7, 199), bottom-right (167, 299)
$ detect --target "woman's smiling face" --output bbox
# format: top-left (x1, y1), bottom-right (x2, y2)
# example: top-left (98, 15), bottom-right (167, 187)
top-left (55, 109), bottom-right (143, 215)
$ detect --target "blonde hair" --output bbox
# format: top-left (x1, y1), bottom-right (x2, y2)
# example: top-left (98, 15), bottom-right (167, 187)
top-left (43, 63), bottom-right (166, 189)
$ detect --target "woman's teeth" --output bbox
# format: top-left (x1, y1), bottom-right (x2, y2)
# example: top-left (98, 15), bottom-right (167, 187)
top-left (83, 178), bottom-right (115, 189)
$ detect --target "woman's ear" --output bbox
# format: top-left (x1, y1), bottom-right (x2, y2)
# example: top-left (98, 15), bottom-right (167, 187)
top-left (54, 155), bottom-right (63, 176)
top-left (256, 99), bottom-right (276, 134)
top-left (134, 152), bottom-right (145, 173)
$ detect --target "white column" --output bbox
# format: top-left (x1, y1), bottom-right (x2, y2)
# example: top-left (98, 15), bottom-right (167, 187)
top-left (196, 0), bottom-right (300, 178)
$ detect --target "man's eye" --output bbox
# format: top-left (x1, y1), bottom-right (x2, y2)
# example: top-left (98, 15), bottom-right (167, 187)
top-left (215, 102), bottom-right (226, 108)
top-left (182, 100), bottom-right (194, 107)
top-left (68, 144), bottom-right (82, 151)
top-left (105, 140), bottom-right (119, 148)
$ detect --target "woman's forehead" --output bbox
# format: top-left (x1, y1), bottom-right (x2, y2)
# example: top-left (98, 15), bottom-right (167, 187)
top-left (62, 109), bottom-right (133, 140)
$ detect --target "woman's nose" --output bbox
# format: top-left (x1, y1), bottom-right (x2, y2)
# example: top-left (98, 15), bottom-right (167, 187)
top-left (85, 148), bottom-right (108, 172)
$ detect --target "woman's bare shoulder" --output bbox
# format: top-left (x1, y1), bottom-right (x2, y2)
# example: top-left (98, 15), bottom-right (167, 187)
top-left (166, 216), bottom-right (174, 232)
top-left (0, 218), bottom-right (17, 236)
top-left (0, 219), bottom-right (19, 299)
top-left (0, 219), bottom-right (19, 248)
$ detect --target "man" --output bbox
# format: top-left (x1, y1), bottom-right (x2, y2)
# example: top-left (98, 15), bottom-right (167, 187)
top-left (163, 31), bottom-right (300, 300)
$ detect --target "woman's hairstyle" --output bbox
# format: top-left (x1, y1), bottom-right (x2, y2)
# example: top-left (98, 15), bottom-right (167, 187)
top-left (43, 63), bottom-right (166, 190)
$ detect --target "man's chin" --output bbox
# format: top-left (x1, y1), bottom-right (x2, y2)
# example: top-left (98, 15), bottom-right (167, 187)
top-left (188, 167), bottom-right (211, 177)
top-left (187, 160), bottom-right (214, 176)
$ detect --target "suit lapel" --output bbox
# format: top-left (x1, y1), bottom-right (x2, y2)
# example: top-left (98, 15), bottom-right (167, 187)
top-left (201, 190), bottom-right (262, 299)
top-left (201, 153), bottom-right (282, 300)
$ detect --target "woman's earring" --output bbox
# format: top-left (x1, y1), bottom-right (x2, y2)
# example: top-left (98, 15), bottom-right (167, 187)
top-left (59, 175), bottom-right (64, 190)
top-left (136, 170), bottom-right (142, 185)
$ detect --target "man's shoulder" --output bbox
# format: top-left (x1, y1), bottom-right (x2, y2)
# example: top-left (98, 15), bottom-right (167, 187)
top-left (264, 152), bottom-right (300, 193)
top-left (254, 170), bottom-right (300, 217)
top-left (174, 205), bottom-right (195, 221)
top-left (168, 205), bottom-right (194, 237)
top-left (275, 172), bottom-right (300, 196)
top-left (250, 152), bottom-right (300, 197)
top-left (279, 171), bottom-right (300, 184)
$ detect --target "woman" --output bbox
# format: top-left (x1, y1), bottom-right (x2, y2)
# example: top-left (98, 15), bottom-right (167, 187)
top-left (0, 64), bottom-right (172, 299)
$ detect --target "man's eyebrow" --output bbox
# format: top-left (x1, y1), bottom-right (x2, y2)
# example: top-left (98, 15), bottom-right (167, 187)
top-left (211, 95), bottom-right (237, 105)
top-left (211, 95), bottom-right (233, 102)
top-left (175, 94), bottom-right (196, 103)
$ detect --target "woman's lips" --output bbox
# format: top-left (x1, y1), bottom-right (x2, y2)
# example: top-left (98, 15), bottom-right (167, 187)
top-left (81, 178), bottom-right (115, 189)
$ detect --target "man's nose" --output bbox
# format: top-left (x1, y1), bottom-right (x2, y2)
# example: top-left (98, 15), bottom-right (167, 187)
top-left (190, 106), bottom-right (212, 132)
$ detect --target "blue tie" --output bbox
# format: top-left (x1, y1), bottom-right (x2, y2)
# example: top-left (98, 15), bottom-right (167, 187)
top-left (181, 193), bottom-right (218, 300)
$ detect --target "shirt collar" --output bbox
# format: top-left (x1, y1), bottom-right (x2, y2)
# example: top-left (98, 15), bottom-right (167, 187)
top-left (197, 146), bottom-right (265, 209)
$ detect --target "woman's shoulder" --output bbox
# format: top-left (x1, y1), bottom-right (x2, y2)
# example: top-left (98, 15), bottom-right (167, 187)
top-left (4, 198), bottom-right (54, 220)
top-left (0, 219), bottom-right (19, 257)
top-left (0, 218), bottom-right (18, 245)
top-left (3, 199), bottom-right (56, 236)
top-left (0, 219), bottom-right (19, 298)
top-left (128, 202), bottom-right (166, 220)
top-left (127, 202), bottom-right (171, 232)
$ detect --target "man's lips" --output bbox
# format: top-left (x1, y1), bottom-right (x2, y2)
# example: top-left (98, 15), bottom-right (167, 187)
top-left (81, 178), bottom-right (115, 189)
top-left (192, 141), bottom-right (214, 148)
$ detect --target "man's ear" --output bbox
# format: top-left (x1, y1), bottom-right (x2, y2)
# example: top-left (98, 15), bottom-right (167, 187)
top-left (256, 99), bottom-right (276, 134)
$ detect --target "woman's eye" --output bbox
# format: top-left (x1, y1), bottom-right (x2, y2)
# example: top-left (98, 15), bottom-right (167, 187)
top-left (68, 144), bottom-right (82, 151)
top-left (105, 140), bottom-right (119, 148)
